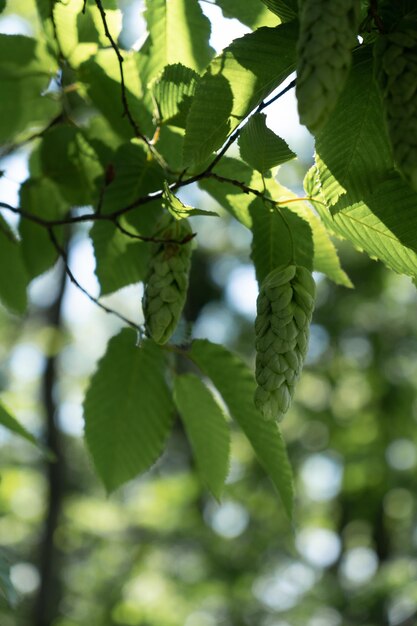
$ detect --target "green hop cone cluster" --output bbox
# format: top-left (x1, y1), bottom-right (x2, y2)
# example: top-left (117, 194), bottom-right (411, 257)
top-left (142, 215), bottom-right (193, 344)
top-left (374, 19), bottom-right (417, 190)
top-left (254, 264), bottom-right (315, 421)
top-left (296, 0), bottom-right (360, 134)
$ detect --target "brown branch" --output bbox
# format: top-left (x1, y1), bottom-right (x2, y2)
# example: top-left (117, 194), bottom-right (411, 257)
top-left (48, 228), bottom-right (144, 332)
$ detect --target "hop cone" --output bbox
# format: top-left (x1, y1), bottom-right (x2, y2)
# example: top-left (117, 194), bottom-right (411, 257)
top-left (254, 264), bottom-right (315, 421)
top-left (142, 215), bottom-right (193, 344)
top-left (374, 19), bottom-right (417, 190)
top-left (296, 0), bottom-right (360, 134)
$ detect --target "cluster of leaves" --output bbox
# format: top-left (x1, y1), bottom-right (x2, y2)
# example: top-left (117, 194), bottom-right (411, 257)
top-left (1, 0), bottom-right (417, 568)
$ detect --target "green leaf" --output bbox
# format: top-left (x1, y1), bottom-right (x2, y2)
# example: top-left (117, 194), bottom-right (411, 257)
top-left (266, 179), bottom-right (352, 287)
top-left (315, 47), bottom-right (394, 206)
top-left (261, 0), bottom-right (298, 21)
top-left (198, 157), bottom-right (264, 227)
top-left (79, 51), bottom-right (154, 139)
top-left (0, 0), bottom-right (6, 13)
top-left (183, 22), bottom-right (298, 166)
top-left (0, 35), bottom-right (59, 144)
top-left (153, 126), bottom-right (186, 172)
top-left (40, 125), bottom-right (102, 206)
top-left (238, 113), bottom-right (295, 173)
top-left (0, 556), bottom-right (18, 608)
top-left (142, 0), bottom-right (214, 83)
top-left (190, 339), bottom-right (294, 519)
top-left (250, 199), bottom-right (314, 284)
top-left (53, 0), bottom-right (122, 66)
top-left (286, 199), bottom-right (352, 287)
top-left (91, 219), bottom-right (151, 296)
top-left (19, 179), bottom-right (67, 279)
top-left (174, 374), bottom-right (230, 500)
top-left (0, 216), bottom-right (28, 314)
top-left (309, 165), bottom-right (417, 279)
top-left (151, 63), bottom-right (199, 128)
top-left (215, 0), bottom-right (281, 28)
top-left (163, 182), bottom-right (219, 220)
top-left (98, 141), bottom-right (165, 216)
top-left (0, 402), bottom-right (39, 449)
top-left (84, 331), bottom-right (174, 492)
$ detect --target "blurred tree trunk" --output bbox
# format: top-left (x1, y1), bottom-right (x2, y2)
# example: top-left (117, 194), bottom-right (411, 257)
top-left (33, 263), bottom-right (67, 626)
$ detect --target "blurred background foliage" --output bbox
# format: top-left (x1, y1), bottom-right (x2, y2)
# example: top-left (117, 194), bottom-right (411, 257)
top-left (1, 1), bottom-right (417, 626)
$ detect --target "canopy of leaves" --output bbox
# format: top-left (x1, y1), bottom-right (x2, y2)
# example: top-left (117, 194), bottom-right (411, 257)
top-left (1, 1), bottom-right (417, 624)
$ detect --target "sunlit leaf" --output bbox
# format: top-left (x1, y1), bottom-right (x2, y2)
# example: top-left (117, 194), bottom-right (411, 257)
top-left (151, 63), bottom-right (199, 127)
top-left (142, 0), bottom-right (214, 84)
top-left (261, 0), bottom-right (298, 22)
top-left (183, 22), bottom-right (298, 166)
top-left (215, 0), bottom-right (281, 28)
top-left (52, 0), bottom-right (122, 66)
top-left (163, 182), bottom-right (219, 220)
top-left (239, 113), bottom-right (295, 174)
top-left (311, 168), bottom-right (417, 280)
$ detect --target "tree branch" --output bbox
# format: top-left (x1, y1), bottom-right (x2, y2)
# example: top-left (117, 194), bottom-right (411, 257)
top-left (0, 114), bottom-right (65, 160)
top-left (206, 78), bottom-right (297, 174)
top-left (113, 219), bottom-right (196, 245)
top-left (48, 228), bottom-right (144, 332)
top-left (0, 78), bottom-right (300, 331)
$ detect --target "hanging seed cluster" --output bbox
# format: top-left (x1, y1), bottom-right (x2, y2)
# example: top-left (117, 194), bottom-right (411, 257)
top-left (254, 265), bottom-right (315, 421)
top-left (296, 0), bottom-right (360, 134)
top-left (374, 18), bottom-right (417, 191)
top-left (142, 216), bottom-right (193, 345)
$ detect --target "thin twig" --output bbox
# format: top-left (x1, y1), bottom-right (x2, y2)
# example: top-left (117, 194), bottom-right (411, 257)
top-left (114, 220), bottom-right (196, 245)
top-left (0, 79), bottom-right (298, 227)
top-left (0, 114), bottom-right (65, 159)
top-left (259, 78), bottom-right (297, 111)
top-left (369, 0), bottom-right (385, 33)
top-left (94, 0), bottom-right (151, 148)
top-left (206, 78), bottom-right (297, 174)
top-left (48, 228), bottom-right (143, 332)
